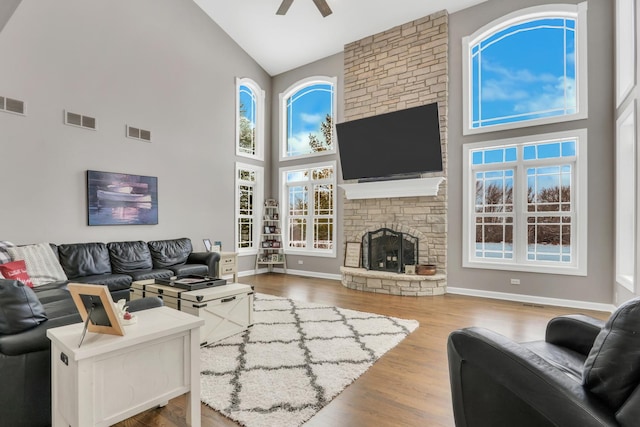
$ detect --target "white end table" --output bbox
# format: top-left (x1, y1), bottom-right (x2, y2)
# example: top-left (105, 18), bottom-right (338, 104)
top-left (47, 307), bottom-right (204, 427)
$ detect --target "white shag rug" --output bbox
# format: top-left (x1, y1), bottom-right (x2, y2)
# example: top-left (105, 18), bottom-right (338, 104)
top-left (200, 293), bottom-right (419, 427)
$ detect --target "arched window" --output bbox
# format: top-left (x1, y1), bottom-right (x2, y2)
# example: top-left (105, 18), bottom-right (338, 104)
top-left (236, 78), bottom-right (265, 160)
top-left (463, 3), bottom-right (588, 134)
top-left (279, 76), bottom-right (337, 159)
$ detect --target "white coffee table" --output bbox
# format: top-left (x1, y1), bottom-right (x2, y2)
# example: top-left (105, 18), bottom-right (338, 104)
top-left (47, 307), bottom-right (204, 427)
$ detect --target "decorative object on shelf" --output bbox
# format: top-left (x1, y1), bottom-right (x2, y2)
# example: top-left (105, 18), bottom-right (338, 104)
top-left (405, 265), bottom-right (416, 275)
top-left (256, 199), bottom-right (287, 272)
top-left (86, 170), bottom-right (158, 226)
top-left (344, 242), bottom-right (362, 268)
top-left (416, 264), bottom-right (437, 275)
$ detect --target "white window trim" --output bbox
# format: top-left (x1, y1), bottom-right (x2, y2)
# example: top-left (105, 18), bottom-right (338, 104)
top-left (279, 75), bottom-right (337, 162)
top-left (236, 77), bottom-right (265, 161)
top-left (462, 2), bottom-right (589, 135)
top-left (616, 0), bottom-right (636, 107)
top-left (235, 162), bottom-right (264, 256)
top-left (280, 160), bottom-right (337, 258)
top-left (462, 129), bottom-right (588, 276)
top-left (616, 100), bottom-right (637, 292)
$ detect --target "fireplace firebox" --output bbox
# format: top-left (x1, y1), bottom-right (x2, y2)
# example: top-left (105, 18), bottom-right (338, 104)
top-left (362, 228), bottom-right (418, 273)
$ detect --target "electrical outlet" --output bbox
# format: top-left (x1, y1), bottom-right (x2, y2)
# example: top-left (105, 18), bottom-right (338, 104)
top-left (510, 278), bottom-right (520, 285)
top-left (298, 260), bottom-right (303, 265)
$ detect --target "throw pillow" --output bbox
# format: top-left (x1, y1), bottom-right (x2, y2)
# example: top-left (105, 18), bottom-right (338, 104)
top-left (7, 243), bottom-right (67, 287)
top-left (0, 279), bottom-right (47, 334)
top-left (0, 241), bottom-right (15, 264)
top-left (583, 297), bottom-right (640, 410)
top-left (0, 260), bottom-right (34, 288)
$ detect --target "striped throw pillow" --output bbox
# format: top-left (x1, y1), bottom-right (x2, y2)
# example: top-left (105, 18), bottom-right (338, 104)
top-left (7, 243), bottom-right (67, 287)
top-left (0, 241), bottom-right (15, 264)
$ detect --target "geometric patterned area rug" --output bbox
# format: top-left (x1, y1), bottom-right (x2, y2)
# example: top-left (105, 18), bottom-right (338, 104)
top-left (200, 293), bottom-right (419, 427)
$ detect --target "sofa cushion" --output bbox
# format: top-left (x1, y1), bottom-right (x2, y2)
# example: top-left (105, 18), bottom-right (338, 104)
top-left (0, 241), bottom-right (15, 264)
top-left (583, 297), bottom-right (640, 410)
top-left (0, 260), bottom-right (34, 288)
top-left (170, 264), bottom-right (208, 277)
top-left (148, 238), bottom-right (192, 269)
top-left (58, 242), bottom-right (112, 278)
top-left (7, 243), bottom-right (67, 287)
top-left (70, 274), bottom-right (132, 292)
top-left (107, 241), bottom-right (153, 273)
top-left (0, 279), bottom-right (47, 334)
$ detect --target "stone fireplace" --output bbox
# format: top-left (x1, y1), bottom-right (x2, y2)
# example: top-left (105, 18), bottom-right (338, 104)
top-left (363, 228), bottom-right (418, 273)
top-left (339, 11), bottom-right (448, 297)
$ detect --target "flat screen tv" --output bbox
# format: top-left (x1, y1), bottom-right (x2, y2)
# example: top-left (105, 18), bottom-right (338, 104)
top-left (335, 102), bottom-right (442, 181)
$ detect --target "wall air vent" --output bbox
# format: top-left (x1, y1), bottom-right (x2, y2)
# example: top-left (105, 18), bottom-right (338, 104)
top-left (126, 125), bottom-right (152, 142)
top-left (64, 110), bottom-right (97, 130)
top-left (0, 96), bottom-right (26, 115)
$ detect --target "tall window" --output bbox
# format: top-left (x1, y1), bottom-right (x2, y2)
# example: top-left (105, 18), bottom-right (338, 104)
top-left (462, 3), bottom-right (588, 134)
top-left (280, 76), bottom-right (337, 160)
top-left (281, 161), bottom-right (336, 256)
top-left (463, 130), bottom-right (587, 275)
top-left (236, 78), bottom-right (265, 160)
top-left (235, 163), bottom-right (263, 254)
top-left (616, 102), bottom-right (636, 291)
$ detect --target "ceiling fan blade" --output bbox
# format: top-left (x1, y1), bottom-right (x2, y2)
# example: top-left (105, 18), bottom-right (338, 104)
top-left (312, 0), bottom-right (332, 17)
top-left (276, 0), bottom-right (294, 15)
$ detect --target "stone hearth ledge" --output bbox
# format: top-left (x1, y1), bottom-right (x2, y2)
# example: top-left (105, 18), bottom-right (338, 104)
top-left (340, 266), bottom-right (447, 296)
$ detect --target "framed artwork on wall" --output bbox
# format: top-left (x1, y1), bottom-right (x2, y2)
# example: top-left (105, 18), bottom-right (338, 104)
top-left (87, 170), bottom-right (158, 226)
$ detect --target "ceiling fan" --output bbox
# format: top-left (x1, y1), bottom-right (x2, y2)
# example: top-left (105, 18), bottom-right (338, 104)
top-left (276, 0), bottom-right (333, 18)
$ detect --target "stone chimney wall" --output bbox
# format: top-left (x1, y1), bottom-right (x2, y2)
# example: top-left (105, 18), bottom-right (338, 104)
top-left (342, 11), bottom-right (449, 273)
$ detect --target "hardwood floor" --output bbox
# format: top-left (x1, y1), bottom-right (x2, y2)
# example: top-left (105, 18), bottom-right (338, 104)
top-left (114, 273), bottom-right (609, 427)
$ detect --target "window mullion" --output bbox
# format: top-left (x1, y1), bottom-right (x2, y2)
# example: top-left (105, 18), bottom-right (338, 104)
top-left (515, 153), bottom-right (527, 264)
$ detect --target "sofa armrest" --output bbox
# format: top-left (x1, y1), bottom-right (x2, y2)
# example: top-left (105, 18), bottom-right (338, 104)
top-left (545, 314), bottom-right (605, 356)
top-left (0, 314), bottom-right (81, 356)
top-left (125, 296), bottom-right (164, 312)
top-left (447, 327), bottom-right (617, 427)
top-left (187, 251), bottom-right (220, 277)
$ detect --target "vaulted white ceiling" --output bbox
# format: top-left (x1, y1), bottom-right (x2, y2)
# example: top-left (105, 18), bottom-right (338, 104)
top-left (193, 0), bottom-right (487, 76)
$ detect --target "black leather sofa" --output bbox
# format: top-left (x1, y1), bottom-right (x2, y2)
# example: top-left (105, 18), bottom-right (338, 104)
top-left (0, 237), bottom-right (220, 426)
top-left (447, 297), bottom-right (640, 427)
top-left (54, 237), bottom-right (220, 301)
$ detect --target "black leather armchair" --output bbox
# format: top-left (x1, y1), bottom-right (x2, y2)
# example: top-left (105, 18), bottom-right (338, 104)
top-left (447, 297), bottom-right (640, 427)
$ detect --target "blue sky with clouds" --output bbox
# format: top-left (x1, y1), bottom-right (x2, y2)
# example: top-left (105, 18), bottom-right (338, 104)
top-left (472, 17), bottom-right (576, 128)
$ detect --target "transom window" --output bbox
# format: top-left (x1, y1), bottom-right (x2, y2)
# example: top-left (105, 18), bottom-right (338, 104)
top-left (280, 76), bottom-right (337, 160)
top-left (463, 3), bottom-right (588, 134)
top-left (235, 163), bottom-right (263, 254)
top-left (463, 130), bottom-right (587, 275)
top-left (236, 78), bottom-right (265, 160)
top-left (281, 161), bottom-right (336, 257)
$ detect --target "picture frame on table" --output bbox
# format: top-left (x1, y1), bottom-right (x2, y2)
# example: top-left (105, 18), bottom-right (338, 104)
top-left (344, 242), bottom-right (362, 268)
top-left (68, 283), bottom-right (124, 338)
top-left (203, 239), bottom-right (212, 252)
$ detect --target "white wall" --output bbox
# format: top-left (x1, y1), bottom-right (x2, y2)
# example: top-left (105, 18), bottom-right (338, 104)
top-left (0, 0), bottom-right (270, 253)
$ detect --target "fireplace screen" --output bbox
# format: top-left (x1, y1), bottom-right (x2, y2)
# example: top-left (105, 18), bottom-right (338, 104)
top-left (362, 228), bottom-right (418, 273)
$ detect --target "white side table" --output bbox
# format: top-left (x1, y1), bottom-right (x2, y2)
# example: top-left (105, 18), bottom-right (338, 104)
top-left (216, 251), bottom-right (238, 282)
top-left (47, 307), bottom-right (204, 427)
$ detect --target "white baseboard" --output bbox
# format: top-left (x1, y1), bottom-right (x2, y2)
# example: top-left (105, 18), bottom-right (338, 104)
top-left (236, 269), bottom-right (615, 312)
top-left (244, 267), bottom-right (341, 281)
top-left (447, 287), bottom-right (616, 313)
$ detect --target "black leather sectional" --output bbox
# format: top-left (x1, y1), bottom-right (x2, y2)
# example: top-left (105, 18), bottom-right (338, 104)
top-left (0, 237), bottom-right (220, 427)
